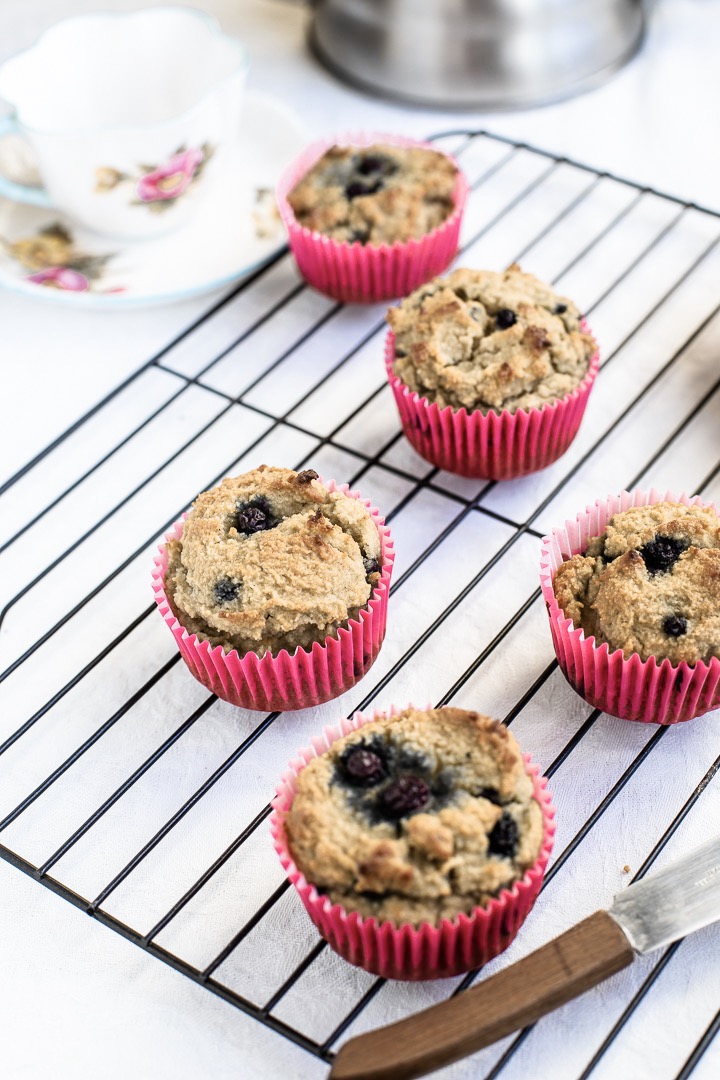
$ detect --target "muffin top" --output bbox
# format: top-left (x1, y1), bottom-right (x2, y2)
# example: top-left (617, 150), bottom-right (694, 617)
top-left (164, 466), bottom-right (381, 658)
top-left (286, 143), bottom-right (458, 246)
top-left (285, 707), bottom-right (545, 926)
top-left (387, 265), bottom-right (596, 414)
top-left (553, 501), bottom-right (720, 664)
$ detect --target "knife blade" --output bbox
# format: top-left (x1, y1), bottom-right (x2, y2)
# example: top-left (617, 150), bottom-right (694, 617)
top-left (329, 834), bottom-right (720, 1080)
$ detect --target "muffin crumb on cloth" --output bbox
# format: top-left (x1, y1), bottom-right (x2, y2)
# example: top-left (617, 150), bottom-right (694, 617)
top-left (387, 264), bottom-right (596, 414)
top-left (284, 706), bottom-right (545, 927)
top-left (164, 465), bottom-right (381, 658)
top-left (553, 501), bottom-right (720, 664)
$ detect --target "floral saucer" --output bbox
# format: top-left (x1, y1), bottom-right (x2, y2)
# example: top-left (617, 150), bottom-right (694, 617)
top-left (0, 92), bottom-right (308, 308)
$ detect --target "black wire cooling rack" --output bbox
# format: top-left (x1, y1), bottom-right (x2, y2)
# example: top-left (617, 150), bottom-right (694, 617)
top-left (2, 129), bottom-right (720, 1080)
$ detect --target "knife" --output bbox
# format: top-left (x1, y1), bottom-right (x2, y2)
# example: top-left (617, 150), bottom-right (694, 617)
top-left (329, 833), bottom-right (720, 1080)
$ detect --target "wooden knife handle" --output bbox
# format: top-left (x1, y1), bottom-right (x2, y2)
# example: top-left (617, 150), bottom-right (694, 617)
top-left (329, 910), bottom-right (634, 1080)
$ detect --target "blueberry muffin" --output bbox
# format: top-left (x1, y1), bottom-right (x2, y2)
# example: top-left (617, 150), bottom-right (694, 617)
top-left (553, 501), bottom-right (720, 664)
top-left (286, 143), bottom-right (458, 246)
top-left (387, 264), bottom-right (596, 414)
top-left (284, 707), bottom-right (545, 926)
top-left (164, 466), bottom-right (382, 658)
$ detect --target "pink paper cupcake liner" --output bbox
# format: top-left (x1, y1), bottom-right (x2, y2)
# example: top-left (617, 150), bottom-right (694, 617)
top-left (270, 707), bottom-right (556, 980)
top-left (275, 131), bottom-right (469, 303)
top-left (541, 488), bottom-right (720, 725)
top-left (386, 322), bottom-right (600, 480)
top-left (152, 480), bottom-right (395, 712)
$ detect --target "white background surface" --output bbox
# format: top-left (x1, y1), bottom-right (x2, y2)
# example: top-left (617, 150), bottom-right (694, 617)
top-left (2, 2), bottom-right (720, 1079)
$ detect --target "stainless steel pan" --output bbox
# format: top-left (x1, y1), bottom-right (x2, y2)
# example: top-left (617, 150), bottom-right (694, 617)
top-left (310, 0), bottom-right (646, 110)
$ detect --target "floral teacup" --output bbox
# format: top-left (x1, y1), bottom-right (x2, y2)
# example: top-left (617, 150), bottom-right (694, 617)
top-left (0, 8), bottom-right (249, 238)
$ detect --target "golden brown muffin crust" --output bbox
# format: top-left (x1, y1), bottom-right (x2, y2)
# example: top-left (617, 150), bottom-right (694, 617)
top-left (285, 707), bottom-right (545, 926)
top-left (287, 143), bottom-right (458, 246)
top-left (164, 466), bottom-right (381, 657)
top-left (553, 501), bottom-right (720, 664)
top-left (387, 265), bottom-right (596, 414)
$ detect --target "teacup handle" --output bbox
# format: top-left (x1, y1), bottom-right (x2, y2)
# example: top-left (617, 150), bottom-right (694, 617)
top-left (0, 115), bottom-right (52, 207)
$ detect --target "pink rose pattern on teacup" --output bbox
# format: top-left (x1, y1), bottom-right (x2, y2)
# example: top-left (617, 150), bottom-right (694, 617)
top-left (136, 147), bottom-right (204, 202)
top-left (96, 142), bottom-right (214, 214)
top-left (0, 222), bottom-right (118, 294)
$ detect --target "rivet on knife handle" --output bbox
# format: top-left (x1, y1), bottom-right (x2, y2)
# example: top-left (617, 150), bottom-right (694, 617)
top-left (328, 910), bottom-right (634, 1080)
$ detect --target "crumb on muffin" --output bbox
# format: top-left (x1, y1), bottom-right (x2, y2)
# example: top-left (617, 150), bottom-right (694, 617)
top-left (387, 264), bottom-right (596, 414)
top-left (164, 465), bottom-right (382, 658)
